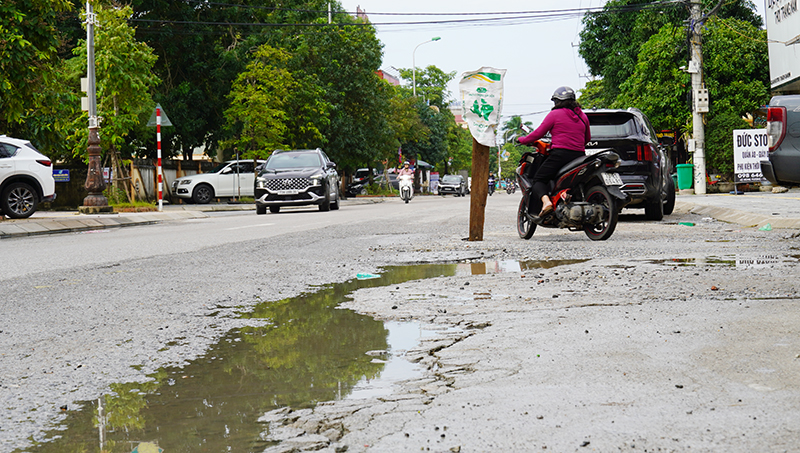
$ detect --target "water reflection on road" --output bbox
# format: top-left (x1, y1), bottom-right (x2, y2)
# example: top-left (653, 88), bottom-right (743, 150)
top-left (22, 264), bottom-right (460, 453)
top-left (21, 260), bottom-right (582, 453)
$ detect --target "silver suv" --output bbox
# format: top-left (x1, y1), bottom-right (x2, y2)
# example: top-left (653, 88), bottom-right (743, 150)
top-left (0, 136), bottom-right (56, 218)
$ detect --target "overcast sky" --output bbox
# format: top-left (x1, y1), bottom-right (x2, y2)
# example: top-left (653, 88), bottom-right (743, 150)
top-left (338, 0), bottom-right (768, 126)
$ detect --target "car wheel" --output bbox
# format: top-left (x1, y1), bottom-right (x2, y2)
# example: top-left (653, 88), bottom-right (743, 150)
top-left (663, 177), bottom-right (676, 215)
top-left (1, 182), bottom-right (38, 219)
top-left (192, 184), bottom-right (214, 204)
top-left (269, 206), bottom-right (280, 213)
top-left (331, 186), bottom-right (340, 210)
top-left (359, 187), bottom-right (367, 196)
top-left (256, 205), bottom-right (267, 215)
top-left (644, 194), bottom-right (664, 220)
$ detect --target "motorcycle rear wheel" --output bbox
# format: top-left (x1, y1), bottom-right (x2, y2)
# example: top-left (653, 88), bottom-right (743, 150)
top-left (583, 185), bottom-right (618, 241)
top-left (517, 197), bottom-right (536, 239)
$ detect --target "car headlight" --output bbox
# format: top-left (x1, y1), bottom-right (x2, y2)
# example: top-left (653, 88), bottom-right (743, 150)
top-left (309, 174), bottom-right (324, 186)
top-left (256, 177), bottom-right (266, 189)
top-left (180, 179), bottom-right (192, 185)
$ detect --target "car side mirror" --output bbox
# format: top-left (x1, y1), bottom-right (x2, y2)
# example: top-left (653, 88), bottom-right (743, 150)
top-left (326, 162), bottom-right (336, 169)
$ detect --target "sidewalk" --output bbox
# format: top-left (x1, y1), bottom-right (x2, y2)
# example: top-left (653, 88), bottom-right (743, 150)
top-left (675, 187), bottom-right (800, 229)
top-left (0, 198), bottom-right (384, 239)
top-left (2, 190), bottom-right (800, 239)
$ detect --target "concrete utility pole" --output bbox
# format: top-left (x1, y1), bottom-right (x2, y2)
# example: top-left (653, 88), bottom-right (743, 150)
top-left (689, 0), bottom-right (707, 194)
top-left (80, 1), bottom-right (111, 213)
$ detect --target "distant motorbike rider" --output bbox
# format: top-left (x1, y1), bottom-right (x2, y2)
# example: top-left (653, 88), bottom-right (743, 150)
top-left (397, 161), bottom-right (414, 178)
top-left (517, 86), bottom-right (591, 218)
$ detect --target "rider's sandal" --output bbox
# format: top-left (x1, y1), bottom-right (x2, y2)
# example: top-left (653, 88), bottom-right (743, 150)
top-left (538, 204), bottom-right (554, 217)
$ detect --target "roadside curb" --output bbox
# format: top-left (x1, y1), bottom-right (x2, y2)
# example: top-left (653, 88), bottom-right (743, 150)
top-left (0, 197), bottom-right (386, 239)
top-left (687, 204), bottom-right (800, 229)
top-left (0, 211), bottom-right (208, 239)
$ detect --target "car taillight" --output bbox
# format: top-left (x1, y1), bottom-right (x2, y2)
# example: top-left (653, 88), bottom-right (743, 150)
top-left (766, 106), bottom-right (787, 152)
top-left (36, 159), bottom-right (52, 167)
top-left (636, 144), bottom-right (653, 162)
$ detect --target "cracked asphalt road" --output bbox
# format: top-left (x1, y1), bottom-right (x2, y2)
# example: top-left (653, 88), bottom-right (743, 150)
top-left (3, 194), bottom-right (800, 452)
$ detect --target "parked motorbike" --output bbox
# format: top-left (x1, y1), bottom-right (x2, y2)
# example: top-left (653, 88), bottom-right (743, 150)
top-left (515, 139), bottom-right (627, 241)
top-left (506, 181), bottom-right (516, 194)
top-left (398, 175), bottom-right (414, 203)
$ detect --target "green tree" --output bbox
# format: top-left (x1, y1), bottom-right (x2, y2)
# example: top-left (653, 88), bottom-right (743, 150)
top-left (0, 0), bottom-right (73, 148)
top-left (395, 66), bottom-right (459, 172)
top-left (579, 0), bottom-right (761, 103)
top-left (501, 116), bottom-right (533, 143)
top-left (498, 116), bottom-right (533, 174)
top-left (126, 0), bottom-right (345, 160)
top-left (222, 45), bottom-right (295, 159)
top-left (298, 23), bottom-right (389, 174)
top-left (613, 17), bottom-right (769, 175)
top-left (446, 123), bottom-right (473, 174)
top-left (66, 4), bottom-right (159, 183)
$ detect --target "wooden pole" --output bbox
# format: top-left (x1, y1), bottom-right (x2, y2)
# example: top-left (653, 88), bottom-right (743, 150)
top-left (469, 138), bottom-right (490, 241)
top-left (130, 160), bottom-right (135, 202)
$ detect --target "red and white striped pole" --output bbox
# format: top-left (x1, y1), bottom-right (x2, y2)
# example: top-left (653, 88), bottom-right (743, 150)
top-left (157, 107), bottom-right (163, 211)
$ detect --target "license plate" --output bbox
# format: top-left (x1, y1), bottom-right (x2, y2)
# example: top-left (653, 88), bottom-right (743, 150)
top-left (601, 172), bottom-right (623, 186)
top-left (277, 189), bottom-right (299, 195)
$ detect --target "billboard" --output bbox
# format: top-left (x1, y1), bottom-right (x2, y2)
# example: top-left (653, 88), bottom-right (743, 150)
top-left (732, 129), bottom-right (769, 183)
top-left (765, 0), bottom-right (800, 92)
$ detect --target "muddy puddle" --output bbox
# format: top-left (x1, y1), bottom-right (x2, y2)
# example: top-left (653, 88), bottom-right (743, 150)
top-left (645, 254), bottom-right (799, 269)
top-left (20, 260), bottom-right (579, 453)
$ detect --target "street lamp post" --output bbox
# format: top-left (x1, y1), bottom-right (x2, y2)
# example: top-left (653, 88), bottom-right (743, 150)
top-left (80, 1), bottom-right (111, 214)
top-left (412, 37), bottom-right (441, 96)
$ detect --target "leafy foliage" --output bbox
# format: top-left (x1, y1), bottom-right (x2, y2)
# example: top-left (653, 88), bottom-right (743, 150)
top-left (0, 0), bottom-right (73, 148)
top-left (65, 4), bottom-right (160, 161)
top-left (579, 1), bottom-right (769, 175)
top-left (222, 45), bottom-right (294, 159)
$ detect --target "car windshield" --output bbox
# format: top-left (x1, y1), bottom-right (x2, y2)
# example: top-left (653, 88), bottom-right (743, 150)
top-left (266, 153), bottom-right (322, 169)
top-left (442, 175), bottom-right (461, 183)
top-left (588, 113), bottom-right (637, 139)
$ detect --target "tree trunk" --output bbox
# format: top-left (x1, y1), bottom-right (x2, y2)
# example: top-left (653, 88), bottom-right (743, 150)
top-left (469, 138), bottom-right (490, 241)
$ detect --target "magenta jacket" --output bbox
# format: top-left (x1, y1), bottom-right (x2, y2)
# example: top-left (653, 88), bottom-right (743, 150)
top-left (518, 108), bottom-right (591, 152)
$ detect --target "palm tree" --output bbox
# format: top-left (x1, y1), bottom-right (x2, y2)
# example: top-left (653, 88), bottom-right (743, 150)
top-left (501, 116), bottom-right (533, 144)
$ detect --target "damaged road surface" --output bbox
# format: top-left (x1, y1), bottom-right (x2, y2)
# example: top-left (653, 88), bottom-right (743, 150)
top-left (2, 196), bottom-right (800, 452)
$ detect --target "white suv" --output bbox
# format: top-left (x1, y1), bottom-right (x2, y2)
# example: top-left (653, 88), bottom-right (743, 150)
top-left (172, 160), bottom-right (266, 204)
top-left (0, 136), bottom-right (56, 218)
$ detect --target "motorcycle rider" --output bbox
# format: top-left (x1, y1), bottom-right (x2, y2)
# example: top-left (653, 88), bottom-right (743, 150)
top-left (397, 161), bottom-right (414, 178)
top-left (488, 172), bottom-right (496, 193)
top-left (517, 86), bottom-right (591, 218)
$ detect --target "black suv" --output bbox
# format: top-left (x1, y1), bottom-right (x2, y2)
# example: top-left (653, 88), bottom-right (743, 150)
top-left (585, 108), bottom-right (675, 220)
top-left (254, 149), bottom-right (340, 214)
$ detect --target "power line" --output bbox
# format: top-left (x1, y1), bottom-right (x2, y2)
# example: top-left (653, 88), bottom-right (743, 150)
top-left (129, 0), bottom-right (684, 29)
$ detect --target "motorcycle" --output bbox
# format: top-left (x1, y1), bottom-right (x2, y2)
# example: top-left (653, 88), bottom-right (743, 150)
top-left (515, 139), bottom-right (627, 241)
top-left (488, 177), bottom-right (496, 196)
top-left (506, 181), bottom-right (516, 194)
top-left (398, 175), bottom-right (414, 203)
